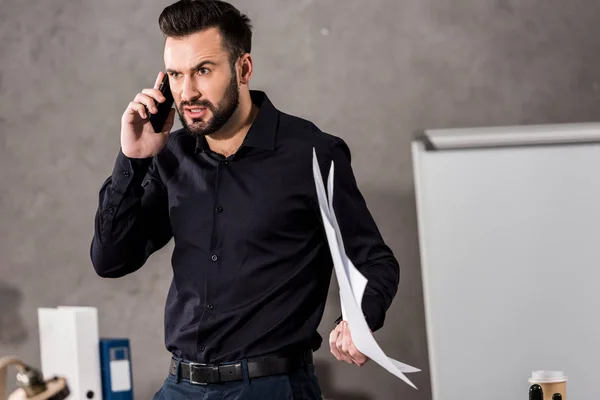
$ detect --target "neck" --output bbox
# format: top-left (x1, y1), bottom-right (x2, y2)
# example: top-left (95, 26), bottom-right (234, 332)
top-left (206, 91), bottom-right (258, 157)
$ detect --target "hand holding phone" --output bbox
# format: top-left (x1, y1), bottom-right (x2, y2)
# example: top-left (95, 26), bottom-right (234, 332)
top-left (120, 71), bottom-right (176, 159)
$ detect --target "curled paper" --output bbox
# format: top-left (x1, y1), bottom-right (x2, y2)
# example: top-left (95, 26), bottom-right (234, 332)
top-left (312, 148), bottom-right (420, 389)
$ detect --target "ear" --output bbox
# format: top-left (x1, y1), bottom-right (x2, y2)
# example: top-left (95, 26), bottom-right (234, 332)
top-left (238, 54), bottom-right (253, 85)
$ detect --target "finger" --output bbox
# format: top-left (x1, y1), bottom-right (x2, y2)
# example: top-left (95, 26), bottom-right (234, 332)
top-left (348, 343), bottom-right (368, 366)
top-left (329, 328), bottom-right (343, 361)
top-left (161, 109), bottom-right (176, 134)
top-left (342, 322), bottom-right (364, 366)
top-left (142, 88), bottom-right (166, 103)
top-left (337, 323), bottom-right (354, 364)
top-left (154, 71), bottom-right (165, 90)
top-left (341, 322), bottom-right (358, 365)
top-left (128, 101), bottom-right (148, 120)
top-left (133, 93), bottom-right (158, 114)
top-left (341, 322), bottom-right (352, 354)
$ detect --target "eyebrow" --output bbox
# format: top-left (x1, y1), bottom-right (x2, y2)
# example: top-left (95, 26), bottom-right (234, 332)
top-left (166, 60), bottom-right (217, 75)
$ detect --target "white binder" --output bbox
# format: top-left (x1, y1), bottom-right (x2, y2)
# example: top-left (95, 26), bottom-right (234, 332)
top-left (38, 306), bottom-right (104, 400)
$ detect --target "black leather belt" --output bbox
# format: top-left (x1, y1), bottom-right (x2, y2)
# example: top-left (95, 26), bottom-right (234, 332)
top-left (169, 350), bottom-right (313, 385)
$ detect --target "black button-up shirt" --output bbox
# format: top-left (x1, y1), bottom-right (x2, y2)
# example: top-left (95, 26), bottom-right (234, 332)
top-left (91, 91), bottom-right (400, 363)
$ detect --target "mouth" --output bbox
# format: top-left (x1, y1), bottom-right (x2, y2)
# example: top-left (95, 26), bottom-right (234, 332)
top-left (184, 107), bottom-right (208, 119)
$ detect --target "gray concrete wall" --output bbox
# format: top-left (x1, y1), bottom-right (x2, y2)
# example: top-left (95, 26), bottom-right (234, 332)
top-left (1, 0), bottom-right (599, 399)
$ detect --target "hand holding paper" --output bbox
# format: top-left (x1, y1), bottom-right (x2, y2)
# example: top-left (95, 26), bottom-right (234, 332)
top-left (312, 148), bottom-right (420, 389)
top-left (330, 320), bottom-right (369, 366)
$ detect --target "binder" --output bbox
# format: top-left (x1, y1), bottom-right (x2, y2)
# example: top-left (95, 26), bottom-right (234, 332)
top-left (99, 338), bottom-right (134, 400)
top-left (37, 306), bottom-right (103, 400)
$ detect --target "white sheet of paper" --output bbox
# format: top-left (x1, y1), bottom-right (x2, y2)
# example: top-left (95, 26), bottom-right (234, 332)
top-left (312, 149), bottom-right (420, 389)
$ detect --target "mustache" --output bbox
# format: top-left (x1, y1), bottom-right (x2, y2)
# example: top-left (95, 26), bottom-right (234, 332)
top-left (179, 100), bottom-right (215, 111)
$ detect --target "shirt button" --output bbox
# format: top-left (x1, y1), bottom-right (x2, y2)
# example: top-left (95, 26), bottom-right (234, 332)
top-left (215, 206), bottom-right (223, 213)
top-left (211, 254), bottom-right (218, 262)
top-left (122, 170), bottom-right (130, 178)
top-left (207, 304), bottom-right (215, 310)
top-left (220, 161), bottom-right (229, 165)
top-left (107, 207), bottom-right (115, 214)
top-left (198, 345), bottom-right (205, 351)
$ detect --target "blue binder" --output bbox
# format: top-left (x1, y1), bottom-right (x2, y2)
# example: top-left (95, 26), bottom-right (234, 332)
top-left (99, 338), bottom-right (134, 400)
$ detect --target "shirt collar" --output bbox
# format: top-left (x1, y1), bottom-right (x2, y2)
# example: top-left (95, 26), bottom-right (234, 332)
top-left (195, 90), bottom-right (278, 154)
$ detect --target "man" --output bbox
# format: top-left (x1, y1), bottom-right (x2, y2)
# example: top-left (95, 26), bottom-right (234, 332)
top-left (91, 0), bottom-right (400, 398)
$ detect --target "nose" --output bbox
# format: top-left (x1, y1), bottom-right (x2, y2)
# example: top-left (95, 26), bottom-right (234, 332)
top-left (180, 76), bottom-right (200, 103)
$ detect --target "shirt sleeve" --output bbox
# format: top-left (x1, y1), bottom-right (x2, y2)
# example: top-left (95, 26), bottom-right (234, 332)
top-left (328, 138), bottom-right (400, 332)
top-left (90, 149), bottom-right (173, 278)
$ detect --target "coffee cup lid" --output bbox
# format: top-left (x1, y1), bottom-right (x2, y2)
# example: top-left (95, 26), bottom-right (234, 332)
top-left (528, 370), bottom-right (568, 383)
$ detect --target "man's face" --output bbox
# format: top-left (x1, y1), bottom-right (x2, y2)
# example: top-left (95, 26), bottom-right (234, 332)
top-left (164, 28), bottom-right (239, 137)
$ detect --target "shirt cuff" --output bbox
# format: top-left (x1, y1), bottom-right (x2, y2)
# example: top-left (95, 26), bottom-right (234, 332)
top-left (361, 293), bottom-right (386, 332)
top-left (111, 149), bottom-right (153, 193)
top-left (334, 315), bottom-right (343, 326)
top-left (332, 294), bottom-right (386, 332)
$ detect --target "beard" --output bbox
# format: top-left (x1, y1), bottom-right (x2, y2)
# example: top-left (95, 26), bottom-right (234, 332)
top-left (177, 71), bottom-right (239, 137)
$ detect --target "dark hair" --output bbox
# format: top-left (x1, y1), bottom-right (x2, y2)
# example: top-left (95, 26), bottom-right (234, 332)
top-left (159, 0), bottom-right (252, 63)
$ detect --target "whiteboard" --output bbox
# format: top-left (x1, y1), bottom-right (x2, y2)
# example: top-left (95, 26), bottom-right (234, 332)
top-left (412, 123), bottom-right (600, 400)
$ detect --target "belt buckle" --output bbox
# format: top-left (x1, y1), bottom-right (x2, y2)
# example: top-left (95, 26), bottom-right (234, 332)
top-left (187, 362), bottom-right (212, 386)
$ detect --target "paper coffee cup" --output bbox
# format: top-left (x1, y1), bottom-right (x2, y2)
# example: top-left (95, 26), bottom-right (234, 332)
top-left (529, 371), bottom-right (567, 400)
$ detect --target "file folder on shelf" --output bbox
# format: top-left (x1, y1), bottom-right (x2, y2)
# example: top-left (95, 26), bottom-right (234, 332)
top-left (99, 338), bottom-right (134, 400)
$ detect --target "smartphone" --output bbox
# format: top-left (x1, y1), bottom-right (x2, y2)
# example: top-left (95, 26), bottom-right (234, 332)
top-left (149, 73), bottom-right (174, 133)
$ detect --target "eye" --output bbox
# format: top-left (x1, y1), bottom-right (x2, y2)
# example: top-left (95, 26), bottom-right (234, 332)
top-left (168, 72), bottom-right (181, 79)
top-left (198, 68), bottom-right (210, 75)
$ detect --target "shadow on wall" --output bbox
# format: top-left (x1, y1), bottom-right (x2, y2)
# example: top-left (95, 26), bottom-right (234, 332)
top-left (315, 359), bottom-right (373, 400)
top-left (0, 281), bottom-right (29, 346)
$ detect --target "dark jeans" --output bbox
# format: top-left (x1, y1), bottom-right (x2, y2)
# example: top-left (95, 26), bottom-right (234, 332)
top-left (152, 358), bottom-right (323, 400)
